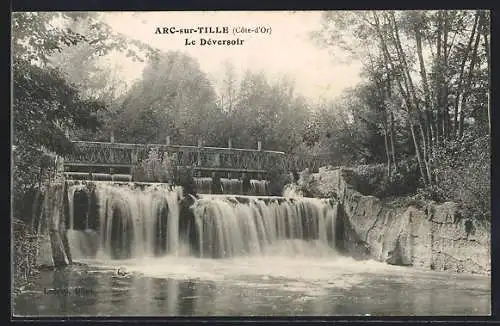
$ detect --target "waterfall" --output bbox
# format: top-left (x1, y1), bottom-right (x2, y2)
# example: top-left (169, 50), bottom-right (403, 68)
top-left (194, 177), bottom-right (268, 196)
top-left (67, 184), bottom-right (86, 230)
top-left (64, 181), bottom-right (339, 261)
top-left (220, 178), bottom-right (243, 195)
top-left (249, 180), bottom-right (269, 196)
top-left (95, 182), bottom-right (182, 259)
top-left (194, 177), bottom-right (212, 194)
top-left (65, 181), bottom-right (182, 260)
top-left (191, 195), bottom-right (339, 258)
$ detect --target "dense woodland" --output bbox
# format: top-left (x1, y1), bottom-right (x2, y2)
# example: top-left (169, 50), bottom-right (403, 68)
top-left (12, 11), bottom-right (490, 223)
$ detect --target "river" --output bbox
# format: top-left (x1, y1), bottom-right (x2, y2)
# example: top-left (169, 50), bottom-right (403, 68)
top-left (13, 241), bottom-right (490, 316)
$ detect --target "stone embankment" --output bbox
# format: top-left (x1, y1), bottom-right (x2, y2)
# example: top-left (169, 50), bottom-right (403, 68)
top-left (292, 167), bottom-right (490, 275)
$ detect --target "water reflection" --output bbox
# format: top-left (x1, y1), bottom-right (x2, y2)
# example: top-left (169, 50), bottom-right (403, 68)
top-left (13, 264), bottom-right (490, 316)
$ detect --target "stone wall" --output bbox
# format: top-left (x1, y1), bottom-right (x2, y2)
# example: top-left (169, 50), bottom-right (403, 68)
top-left (302, 167), bottom-right (490, 275)
top-left (33, 181), bottom-right (71, 268)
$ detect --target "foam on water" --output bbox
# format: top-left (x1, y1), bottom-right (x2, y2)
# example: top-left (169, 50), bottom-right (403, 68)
top-left (65, 181), bottom-right (484, 300)
top-left (75, 239), bottom-right (400, 297)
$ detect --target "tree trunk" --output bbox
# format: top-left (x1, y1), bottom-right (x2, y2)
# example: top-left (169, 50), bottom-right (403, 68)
top-left (383, 120), bottom-right (391, 178)
top-left (409, 121), bottom-right (428, 187)
top-left (390, 11), bottom-right (432, 185)
top-left (442, 11), bottom-right (450, 140)
top-left (415, 21), bottom-right (434, 150)
top-left (458, 15), bottom-right (482, 138)
top-left (373, 11), bottom-right (428, 184)
top-left (390, 111), bottom-right (397, 170)
top-left (481, 12), bottom-right (491, 134)
top-left (453, 12), bottom-right (479, 135)
top-left (435, 11), bottom-right (443, 145)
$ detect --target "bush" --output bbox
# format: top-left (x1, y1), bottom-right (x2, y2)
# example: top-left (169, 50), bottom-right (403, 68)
top-left (342, 159), bottom-right (420, 198)
top-left (267, 166), bottom-right (292, 196)
top-left (12, 146), bottom-right (59, 220)
top-left (295, 168), bottom-right (315, 197)
top-left (428, 133), bottom-right (490, 221)
top-left (12, 219), bottom-right (39, 294)
top-left (132, 148), bottom-right (178, 183)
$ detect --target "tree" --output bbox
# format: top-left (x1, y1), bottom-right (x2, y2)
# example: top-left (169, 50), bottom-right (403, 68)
top-left (11, 12), bottom-right (157, 217)
top-left (219, 60), bottom-right (238, 114)
top-left (113, 51), bottom-right (221, 146)
top-left (315, 10), bottom-right (489, 187)
top-left (312, 10), bottom-right (490, 218)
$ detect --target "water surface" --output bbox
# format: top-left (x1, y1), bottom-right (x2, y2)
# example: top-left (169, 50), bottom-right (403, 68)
top-left (13, 249), bottom-right (490, 316)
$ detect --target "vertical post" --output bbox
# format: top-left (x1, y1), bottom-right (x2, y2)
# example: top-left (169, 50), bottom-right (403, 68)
top-left (226, 139), bottom-right (232, 174)
top-left (110, 131), bottom-right (115, 174)
top-left (130, 149), bottom-right (137, 179)
top-left (257, 141), bottom-right (262, 179)
top-left (166, 136), bottom-right (171, 146)
top-left (197, 138), bottom-right (202, 167)
top-left (64, 128), bottom-right (70, 139)
top-left (131, 150), bottom-right (138, 164)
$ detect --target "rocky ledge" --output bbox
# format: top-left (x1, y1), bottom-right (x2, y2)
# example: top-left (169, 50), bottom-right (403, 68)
top-left (295, 167), bottom-right (490, 275)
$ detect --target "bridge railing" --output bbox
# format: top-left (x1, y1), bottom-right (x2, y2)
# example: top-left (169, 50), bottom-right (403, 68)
top-left (63, 140), bottom-right (288, 173)
top-left (62, 140), bottom-right (334, 175)
top-left (285, 153), bottom-right (334, 172)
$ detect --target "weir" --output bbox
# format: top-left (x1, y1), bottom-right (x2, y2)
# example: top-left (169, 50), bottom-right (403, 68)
top-left (35, 180), bottom-right (340, 265)
top-left (193, 177), bottom-right (269, 196)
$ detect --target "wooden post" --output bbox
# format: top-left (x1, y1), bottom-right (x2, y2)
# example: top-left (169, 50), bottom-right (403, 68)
top-left (64, 129), bottom-right (70, 139)
top-left (228, 139), bottom-right (232, 149)
top-left (110, 131), bottom-right (115, 174)
top-left (197, 138), bottom-right (202, 166)
top-left (166, 136), bottom-right (171, 146)
top-left (257, 141), bottom-right (262, 177)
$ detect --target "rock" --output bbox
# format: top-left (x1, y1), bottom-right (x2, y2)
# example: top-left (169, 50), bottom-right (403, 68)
top-left (49, 230), bottom-right (70, 267)
top-left (36, 234), bottom-right (54, 268)
top-left (290, 167), bottom-right (491, 275)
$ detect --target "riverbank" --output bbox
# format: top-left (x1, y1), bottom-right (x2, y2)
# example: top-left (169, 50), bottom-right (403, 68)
top-left (288, 166), bottom-right (490, 275)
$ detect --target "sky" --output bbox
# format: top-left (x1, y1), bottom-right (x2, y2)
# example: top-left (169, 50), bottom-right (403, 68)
top-left (101, 11), bottom-right (363, 103)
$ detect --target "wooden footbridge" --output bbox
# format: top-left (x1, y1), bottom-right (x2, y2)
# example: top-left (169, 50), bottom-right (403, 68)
top-left (60, 136), bottom-right (332, 181)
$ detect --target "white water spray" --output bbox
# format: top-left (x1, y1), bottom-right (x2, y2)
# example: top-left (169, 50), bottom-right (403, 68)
top-left (191, 195), bottom-right (339, 258)
top-left (66, 182), bottom-right (182, 260)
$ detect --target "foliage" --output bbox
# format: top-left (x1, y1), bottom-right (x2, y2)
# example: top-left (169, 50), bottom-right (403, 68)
top-left (267, 166), bottom-right (293, 196)
top-left (294, 168), bottom-right (316, 197)
top-left (421, 132), bottom-right (490, 220)
top-left (12, 219), bottom-right (39, 294)
top-left (11, 12), bottom-right (115, 220)
top-left (111, 51), bottom-right (222, 145)
top-left (342, 160), bottom-right (420, 198)
top-left (11, 11), bottom-right (490, 226)
top-left (12, 58), bottom-right (104, 211)
top-left (132, 148), bottom-right (178, 183)
top-left (313, 10), bottom-right (490, 219)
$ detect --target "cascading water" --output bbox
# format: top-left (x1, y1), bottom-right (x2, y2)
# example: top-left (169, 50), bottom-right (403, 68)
top-left (249, 180), bottom-right (269, 196)
top-left (190, 195), bottom-right (338, 258)
top-left (64, 181), bottom-right (339, 262)
top-left (194, 177), bottom-right (213, 194)
top-left (194, 177), bottom-right (269, 196)
top-left (67, 184), bottom-right (87, 230)
top-left (65, 181), bottom-right (183, 260)
top-left (220, 178), bottom-right (243, 195)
